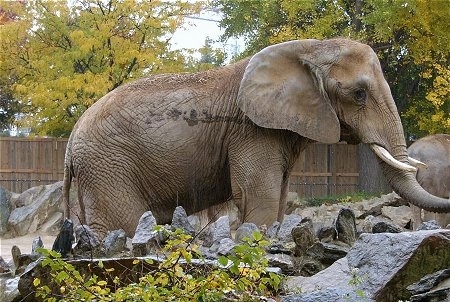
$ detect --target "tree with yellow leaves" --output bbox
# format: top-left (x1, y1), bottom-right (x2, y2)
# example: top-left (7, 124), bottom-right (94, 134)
top-left (0, 0), bottom-right (203, 136)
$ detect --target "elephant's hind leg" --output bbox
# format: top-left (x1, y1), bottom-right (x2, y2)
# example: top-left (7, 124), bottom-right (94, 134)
top-left (79, 182), bottom-right (149, 238)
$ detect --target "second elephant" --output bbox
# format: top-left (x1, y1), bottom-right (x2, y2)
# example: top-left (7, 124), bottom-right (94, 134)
top-left (408, 134), bottom-right (450, 228)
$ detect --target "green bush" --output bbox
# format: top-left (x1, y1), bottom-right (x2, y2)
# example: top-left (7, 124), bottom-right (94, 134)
top-left (34, 229), bottom-right (282, 301)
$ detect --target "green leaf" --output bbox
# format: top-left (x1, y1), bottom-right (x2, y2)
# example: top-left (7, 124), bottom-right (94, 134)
top-left (252, 231), bottom-right (263, 241)
top-left (55, 271), bottom-right (70, 283)
top-left (218, 256), bottom-right (229, 267)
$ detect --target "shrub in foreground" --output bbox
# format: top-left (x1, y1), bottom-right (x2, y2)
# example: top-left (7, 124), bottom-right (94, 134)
top-left (33, 229), bottom-right (282, 301)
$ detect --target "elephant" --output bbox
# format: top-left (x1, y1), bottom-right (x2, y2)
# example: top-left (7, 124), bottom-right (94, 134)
top-left (408, 134), bottom-right (450, 228)
top-left (63, 38), bottom-right (450, 237)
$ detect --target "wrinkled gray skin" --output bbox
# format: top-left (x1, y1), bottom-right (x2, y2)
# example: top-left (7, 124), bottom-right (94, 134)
top-left (63, 38), bottom-right (450, 237)
top-left (408, 134), bottom-right (450, 228)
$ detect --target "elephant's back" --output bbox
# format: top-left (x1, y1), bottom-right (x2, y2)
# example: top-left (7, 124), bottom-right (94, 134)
top-left (408, 134), bottom-right (450, 161)
top-left (408, 134), bottom-right (450, 197)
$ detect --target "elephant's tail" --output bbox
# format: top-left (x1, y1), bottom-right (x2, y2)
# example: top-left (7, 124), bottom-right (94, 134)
top-left (62, 160), bottom-right (73, 220)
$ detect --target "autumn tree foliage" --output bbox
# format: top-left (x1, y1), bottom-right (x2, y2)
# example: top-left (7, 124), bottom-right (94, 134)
top-left (214, 0), bottom-right (449, 137)
top-left (0, 0), bottom-right (203, 136)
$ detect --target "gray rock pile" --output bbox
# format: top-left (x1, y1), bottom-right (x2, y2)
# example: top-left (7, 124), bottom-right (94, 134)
top-left (1, 183), bottom-right (450, 302)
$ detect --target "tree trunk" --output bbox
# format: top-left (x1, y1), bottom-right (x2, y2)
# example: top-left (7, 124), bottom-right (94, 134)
top-left (358, 144), bottom-right (391, 194)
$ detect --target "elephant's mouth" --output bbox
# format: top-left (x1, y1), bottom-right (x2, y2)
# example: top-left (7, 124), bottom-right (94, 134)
top-left (370, 144), bottom-right (426, 172)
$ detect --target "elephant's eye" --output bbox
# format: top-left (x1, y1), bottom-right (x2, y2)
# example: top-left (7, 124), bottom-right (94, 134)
top-left (354, 89), bottom-right (367, 104)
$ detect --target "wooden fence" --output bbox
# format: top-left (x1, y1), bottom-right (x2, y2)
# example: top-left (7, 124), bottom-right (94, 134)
top-left (290, 143), bottom-right (359, 198)
top-left (0, 138), bottom-right (359, 197)
top-left (0, 137), bottom-right (68, 193)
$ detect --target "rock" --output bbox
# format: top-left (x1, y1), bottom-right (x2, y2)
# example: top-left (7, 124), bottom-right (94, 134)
top-left (103, 229), bottom-right (127, 257)
top-left (0, 276), bottom-right (20, 302)
top-left (10, 244), bottom-right (39, 276)
top-left (171, 206), bottom-right (195, 236)
top-left (235, 222), bottom-right (259, 242)
top-left (266, 221), bottom-right (280, 238)
top-left (361, 214), bottom-right (403, 233)
top-left (411, 284), bottom-right (450, 302)
top-left (286, 257), bottom-right (354, 295)
top-left (267, 254), bottom-right (296, 275)
top-left (31, 236), bottom-right (44, 256)
top-left (292, 218), bottom-right (316, 256)
top-left (277, 214), bottom-right (303, 242)
top-left (407, 269), bottom-right (450, 292)
top-left (417, 220), bottom-right (441, 231)
top-left (346, 230), bottom-right (450, 300)
top-left (74, 224), bottom-right (102, 256)
top-left (281, 287), bottom-right (371, 302)
top-left (52, 218), bottom-right (74, 258)
top-left (307, 242), bottom-right (349, 266)
top-left (216, 238), bottom-right (236, 256)
top-left (202, 216), bottom-right (231, 248)
top-left (372, 221), bottom-right (404, 233)
top-left (0, 256), bottom-right (11, 274)
top-left (0, 187), bottom-right (12, 236)
top-left (39, 211), bottom-right (64, 234)
top-left (295, 205), bottom-right (336, 232)
top-left (300, 260), bottom-right (324, 277)
top-left (285, 229), bottom-right (450, 301)
top-left (11, 245), bottom-right (21, 271)
top-left (132, 211), bottom-right (159, 256)
top-left (335, 208), bottom-right (357, 245)
top-left (381, 205), bottom-right (412, 228)
top-left (317, 225), bottom-right (336, 242)
top-left (213, 216), bottom-right (231, 243)
top-left (267, 243), bottom-right (292, 255)
top-left (7, 182), bottom-right (65, 237)
top-left (187, 215), bottom-right (201, 233)
top-left (354, 192), bottom-right (406, 219)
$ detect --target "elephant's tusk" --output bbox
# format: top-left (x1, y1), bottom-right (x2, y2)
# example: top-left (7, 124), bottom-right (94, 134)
top-left (370, 144), bottom-right (417, 172)
top-left (407, 157), bottom-right (428, 169)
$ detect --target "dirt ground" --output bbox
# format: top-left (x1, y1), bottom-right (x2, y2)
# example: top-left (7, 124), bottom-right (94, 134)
top-left (0, 233), bottom-right (56, 263)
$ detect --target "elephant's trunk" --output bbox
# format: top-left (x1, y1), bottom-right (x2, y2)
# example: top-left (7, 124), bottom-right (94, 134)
top-left (377, 150), bottom-right (450, 213)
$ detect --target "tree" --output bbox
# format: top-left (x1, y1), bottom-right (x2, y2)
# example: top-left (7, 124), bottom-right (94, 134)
top-left (213, 0), bottom-right (449, 136)
top-left (0, 1), bottom-right (26, 134)
top-left (186, 36), bottom-right (226, 71)
top-left (0, 0), bottom-right (203, 136)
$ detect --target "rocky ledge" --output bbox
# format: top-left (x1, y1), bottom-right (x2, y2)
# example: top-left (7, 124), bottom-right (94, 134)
top-left (0, 182), bottom-right (449, 301)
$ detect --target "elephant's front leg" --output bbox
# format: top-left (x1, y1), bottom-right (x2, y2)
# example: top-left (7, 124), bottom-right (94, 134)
top-left (228, 142), bottom-right (287, 227)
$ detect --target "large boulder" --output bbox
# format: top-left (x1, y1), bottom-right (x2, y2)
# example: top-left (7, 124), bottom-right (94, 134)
top-left (7, 182), bottom-right (66, 237)
top-left (285, 229), bottom-right (450, 301)
top-left (3, 181), bottom-right (78, 238)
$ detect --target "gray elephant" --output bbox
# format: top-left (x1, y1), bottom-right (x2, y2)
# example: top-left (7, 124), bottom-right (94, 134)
top-left (63, 38), bottom-right (450, 237)
top-left (408, 134), bottom-right (450, 228)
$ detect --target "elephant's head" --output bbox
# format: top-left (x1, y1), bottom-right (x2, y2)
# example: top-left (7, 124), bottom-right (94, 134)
top-left (237, 38), bottom-right (450, 213)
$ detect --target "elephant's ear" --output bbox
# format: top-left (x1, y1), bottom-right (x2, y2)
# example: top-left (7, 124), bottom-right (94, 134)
top-left (237, 40), bottom-right (340, 144)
